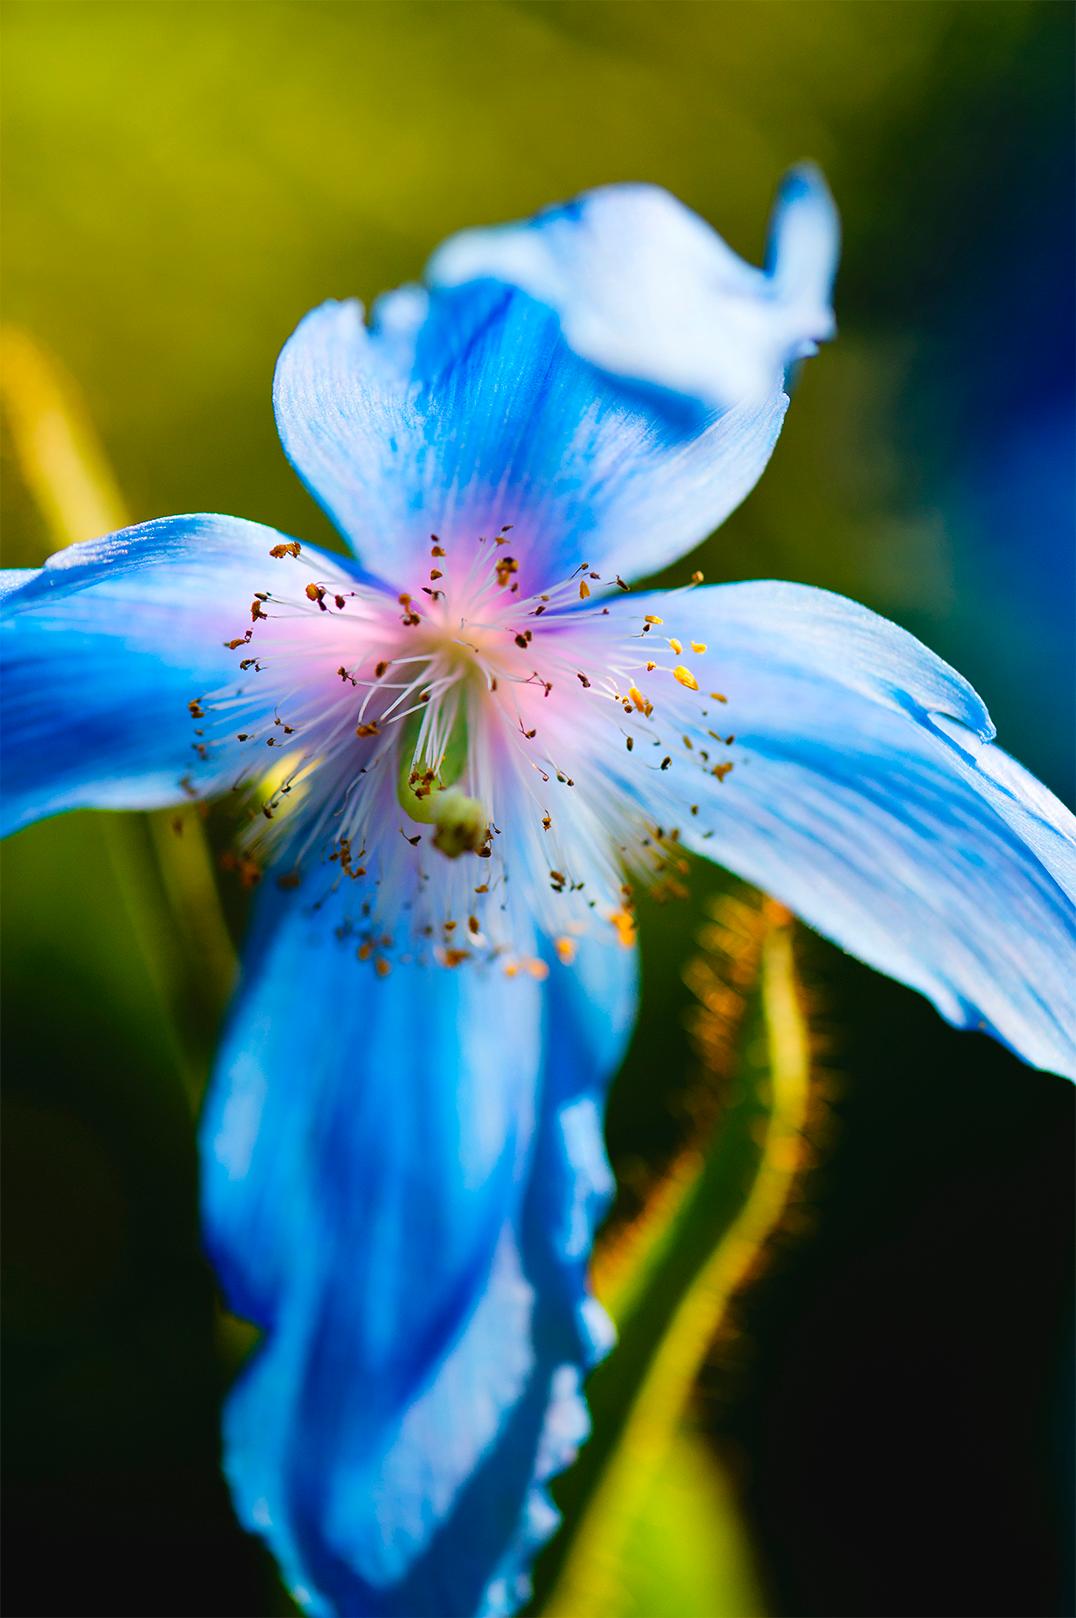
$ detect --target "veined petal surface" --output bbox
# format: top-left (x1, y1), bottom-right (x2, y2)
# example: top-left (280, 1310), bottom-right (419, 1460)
top-left (201, 876), bottom-right (637, 1616)
top-left (274, 181), bottom-right (822, 590)
top-left (428, 167), bottom-right (838, 413)
top-left (604, 581), bottom-right (1076, 1078)
top-left (0, 517), bottom-right (361, 835)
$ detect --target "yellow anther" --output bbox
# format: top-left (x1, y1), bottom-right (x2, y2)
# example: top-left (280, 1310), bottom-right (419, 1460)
top-left (673, 666), bottom-right (699, 691)
top-left (554, 936), bottom-right (576, 965)
top-left (578, 579), bottom-right (591, 600)
top-left (609, 909), bottom-right (637, 948)
top-left (709, 691), bottom-right (728, 703)
top-left (690, 641), bottom-right (707, 654)
top-left (645, 661), bottom-right (656, 672)
top-left (668, 637), bottom-right (683, 655)
top-left (643, 614), bottom-right (664, 625)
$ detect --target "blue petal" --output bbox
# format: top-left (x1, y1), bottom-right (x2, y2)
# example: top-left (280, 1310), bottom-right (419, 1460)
top-left (0, 516), bottom-right (348, 836)
top-left (201, 877), bottom-right (637, 1615)
top-left (273, 273), bottom-right (790, 591)
top-left (608, 582), bottom-right (1076, 1079)
top-left (428, 167), bottom-right (838, 414)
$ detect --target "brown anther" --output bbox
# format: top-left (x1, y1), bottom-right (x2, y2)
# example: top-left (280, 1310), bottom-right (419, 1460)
top-left (429, 568), bottom-right (443, 581)
top-left (334, 594), bottom-right (346, 610)
top-left (224, 634), bottom-right (251, 650)
top-left (441, 948), bottom-right (471, 968)
top-left (541, 812), bottom-right (552, 830)
top-left (269, 541), bottom-right (302, 559)
top-left (355, 722), bottom-right (381, 738)
top-left (374, 957), bottom-right (392, 978)
top-left (711, 761), bottom-right (734, 782)
top-left (468, 915), bottom-right (480, 936)
top-left (250, 599), bottom-right (267, 622)
top-left (494, 555), bottom-right (519, 588)
top-left (238, 855), bottom-right (262, 889)
top-left (474, 883), bottom-right (489, 894)
top-left (277, 870), bottom-right (302, 890)
top-left (577, 673), bottom-right (591, 688)
top-left (626, 735), bottom-right (634, 751)
top-left (374, 660), bottom-right (389, 678)
top-left (660, 756), bottom-right (672, 770)
top-left (188, 699), bottom-right (205, 718)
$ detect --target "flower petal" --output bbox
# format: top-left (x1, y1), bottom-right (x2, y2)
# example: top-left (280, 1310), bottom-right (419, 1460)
top-left (201, 877), bottom-right (636, 1615)
top-left (428, 167), bottom-right (838, 414)
top-left (608, 581), bottom-right (1076, 1078)
top-left (274, 195), bottom-right (808, 590)
top-left (0, 516), bottom-right (356, 836)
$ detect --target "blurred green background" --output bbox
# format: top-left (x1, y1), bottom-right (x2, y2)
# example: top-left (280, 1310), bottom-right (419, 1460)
top-left (2, 3), bottom-right (1073, 1615)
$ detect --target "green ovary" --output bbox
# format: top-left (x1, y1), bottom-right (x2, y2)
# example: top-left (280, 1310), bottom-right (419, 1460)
top-left (396, 706), bottom-right (489, 858)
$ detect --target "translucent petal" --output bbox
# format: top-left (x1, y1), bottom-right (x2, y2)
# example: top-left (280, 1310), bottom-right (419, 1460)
top-left (273, 258), bottom-right (792, 589)
top-left (0, 516), bottom-right (356, 835)
top-left (606, 581), bottom-right (1076, 1078)
top-left (429, 166), bottom-right (838, 412)
top-left (201, 876), bottom-right (637, 1614)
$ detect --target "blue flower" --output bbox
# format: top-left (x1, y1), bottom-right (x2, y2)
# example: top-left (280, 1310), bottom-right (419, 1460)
top-left (2, 168), bottom-right (1074, 1617)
